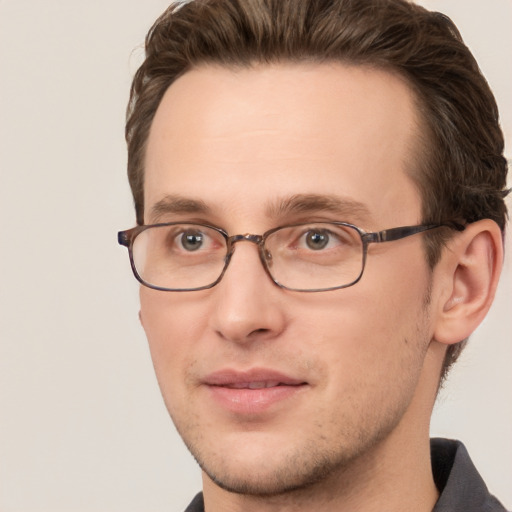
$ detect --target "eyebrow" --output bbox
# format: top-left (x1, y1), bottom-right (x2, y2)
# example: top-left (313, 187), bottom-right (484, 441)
top-left (265, 194), bottom-right (373, 223)
top-left (149, 194), bottom-right (210, 223)
top-left (148, 192), bottom-right (373, 226)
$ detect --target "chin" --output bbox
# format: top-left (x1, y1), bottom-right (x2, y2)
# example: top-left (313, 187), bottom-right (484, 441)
top-left (185, 423), bottom-right (386, 498)
top-left (199, 448), bottom-right (346, 497)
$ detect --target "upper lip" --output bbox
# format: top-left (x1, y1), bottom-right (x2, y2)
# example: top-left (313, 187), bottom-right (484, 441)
top-left (202, 368), bottom-right (307, 388)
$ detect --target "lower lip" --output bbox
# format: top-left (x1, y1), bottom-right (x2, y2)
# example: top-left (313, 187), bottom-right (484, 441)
top-left (206, 384), bottom-right (307, 415)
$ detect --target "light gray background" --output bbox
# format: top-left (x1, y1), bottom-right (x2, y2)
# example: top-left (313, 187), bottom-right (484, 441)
top-left (0, 1), bottom-right (510, 511)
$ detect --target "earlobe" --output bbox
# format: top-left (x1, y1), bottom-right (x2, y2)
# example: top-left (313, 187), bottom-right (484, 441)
top-left (433, 220), bottom-right (503, 345)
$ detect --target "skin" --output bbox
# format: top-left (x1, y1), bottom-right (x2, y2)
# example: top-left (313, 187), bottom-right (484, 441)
top-left (139, 63), bottom-right (502, 512)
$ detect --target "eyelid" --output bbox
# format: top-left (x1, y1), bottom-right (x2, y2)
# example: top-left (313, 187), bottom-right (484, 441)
top-left (171, 225), bottom-right (225, 250)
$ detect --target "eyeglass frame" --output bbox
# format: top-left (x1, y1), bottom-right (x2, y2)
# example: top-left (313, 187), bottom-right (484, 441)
top-left (117, 220), bottom-right (465, 293)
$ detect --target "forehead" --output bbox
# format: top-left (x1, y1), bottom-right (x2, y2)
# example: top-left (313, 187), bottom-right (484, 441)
top-left (144, 63), bottom-right (422, 228)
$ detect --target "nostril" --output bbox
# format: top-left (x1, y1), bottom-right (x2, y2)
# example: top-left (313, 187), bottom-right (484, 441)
top-left (248, 327), bottom-right (271, 337)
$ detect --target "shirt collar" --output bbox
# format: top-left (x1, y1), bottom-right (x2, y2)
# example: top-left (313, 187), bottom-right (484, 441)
top-left (431, 438), bottom-right (507, 511)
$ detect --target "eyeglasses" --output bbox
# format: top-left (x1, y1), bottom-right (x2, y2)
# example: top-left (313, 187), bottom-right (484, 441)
top-left (117, 221), bottom-right (464, 292)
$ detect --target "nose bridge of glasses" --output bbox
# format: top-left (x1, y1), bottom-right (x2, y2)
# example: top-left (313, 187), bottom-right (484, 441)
top-left (228, 233), bottom-right (264, 247)
top-left (225, 233), bottom-right (271, 269)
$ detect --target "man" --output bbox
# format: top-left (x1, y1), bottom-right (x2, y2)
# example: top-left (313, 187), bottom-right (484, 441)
top-left (118, 0), bottom-right (509, 510)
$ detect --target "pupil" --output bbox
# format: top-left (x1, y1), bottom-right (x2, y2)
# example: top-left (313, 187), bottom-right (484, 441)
top-left (182, 232), bottom-right (203, 251)
top-left (306, 231), bottom-right (328, 250)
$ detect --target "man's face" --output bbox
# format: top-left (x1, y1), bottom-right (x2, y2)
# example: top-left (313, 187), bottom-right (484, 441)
top-left (141, 63), bottom-right (437, 495)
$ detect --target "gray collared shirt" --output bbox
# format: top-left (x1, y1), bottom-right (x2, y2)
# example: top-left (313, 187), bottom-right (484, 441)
top-left (431, 438), bottom-right (508, 511)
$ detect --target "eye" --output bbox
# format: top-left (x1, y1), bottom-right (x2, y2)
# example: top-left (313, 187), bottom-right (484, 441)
top-left (266, 223), bottom-right (360, 264)
top-left (304, 230), bottom-right (330, 250)
top-left (293, 225), bottom-right (357, 252)
top-left (179, 230), bottom-right (204, 251)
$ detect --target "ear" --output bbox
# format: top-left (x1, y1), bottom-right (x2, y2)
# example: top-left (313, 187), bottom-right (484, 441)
top-left (433, 219), bottom-right (503, 345)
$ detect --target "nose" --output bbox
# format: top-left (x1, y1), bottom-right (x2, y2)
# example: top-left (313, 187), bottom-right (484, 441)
top-left (209, 240), bottom-right (287, 345)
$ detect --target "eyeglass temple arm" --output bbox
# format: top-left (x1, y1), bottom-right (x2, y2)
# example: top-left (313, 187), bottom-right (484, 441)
top-left (365, 221), bottom-right (466, 243)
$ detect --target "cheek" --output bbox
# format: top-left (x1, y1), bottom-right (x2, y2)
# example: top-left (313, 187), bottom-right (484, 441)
top-left (139, 289), bottom-right (208, 384)
top-left (307, 260), bottom-right (431, 382)
top-left (358, 244), bottom-right (432, 332)
top-left (318, 287), bottom-right (430, 417)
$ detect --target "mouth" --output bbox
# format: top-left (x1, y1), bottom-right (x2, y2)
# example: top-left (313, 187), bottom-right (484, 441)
top-left (220, 381), bottom-right (294, 389)
top-left (202, 369), bottom-right (308, 414)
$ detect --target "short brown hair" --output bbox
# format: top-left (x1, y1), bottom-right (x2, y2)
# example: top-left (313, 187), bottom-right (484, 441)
top-left (126, 0), bottom-right (509, 377)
